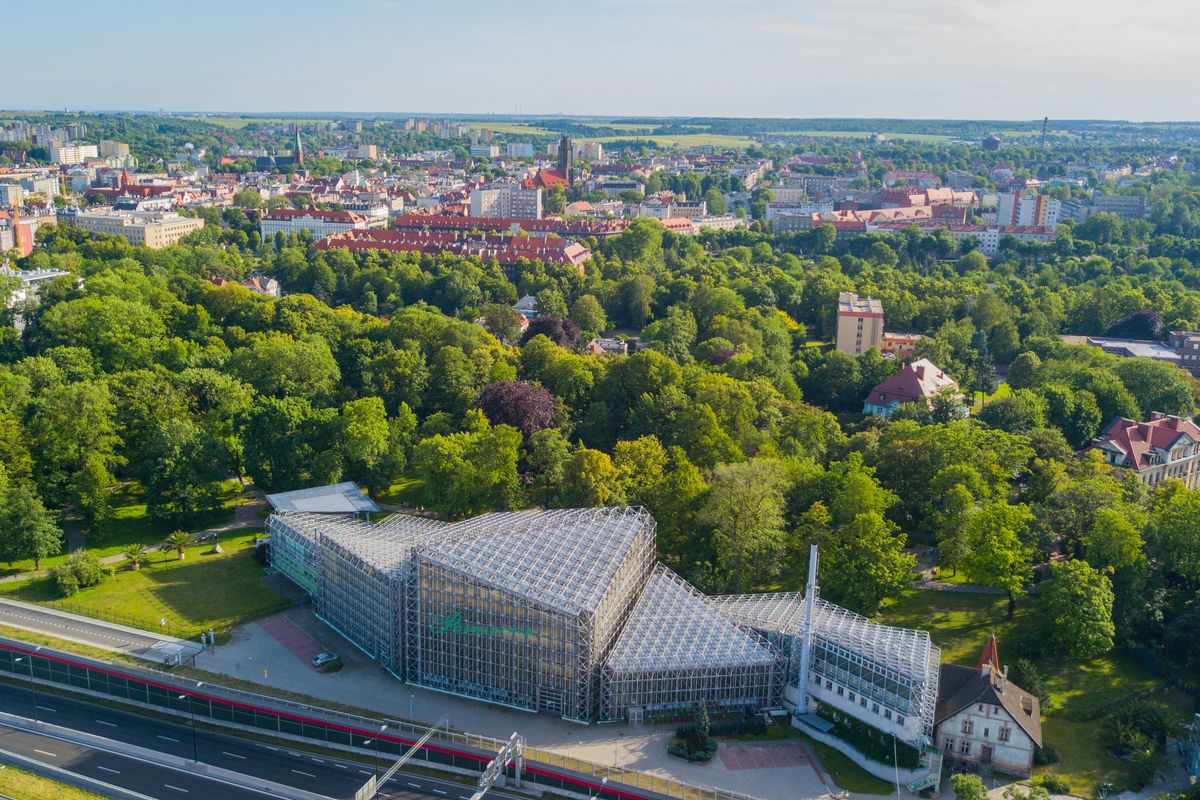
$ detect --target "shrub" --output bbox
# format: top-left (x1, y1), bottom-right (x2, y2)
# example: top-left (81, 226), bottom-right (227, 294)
top-left (53, 570), bottom-right (79, 597)
top-left (1033, 743), bottom-right (1060, 766)
top-left (48, 551), bottom-right (112, 598)
top-left (815, 702), bottom-right (921, 768)
top-left (1039, 774), bottom-right (1070, 794)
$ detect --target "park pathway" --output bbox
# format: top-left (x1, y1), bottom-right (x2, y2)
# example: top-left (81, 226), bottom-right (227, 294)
top-left (0, 491), bottom-right (267, 586)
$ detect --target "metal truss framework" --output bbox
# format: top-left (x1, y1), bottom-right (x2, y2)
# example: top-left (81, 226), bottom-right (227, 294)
top-left (602, 566), bottom-right (780, 721)
top-left (711, 592), bottom-right (941, 743)
top-left (269, 506), bottom-right (938, 735)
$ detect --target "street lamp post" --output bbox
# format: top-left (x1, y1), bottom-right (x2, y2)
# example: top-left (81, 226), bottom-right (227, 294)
top-left (409, 694), bottom-right (414, 723)
top-left (178, 692), bottom-right (198, 763)
top-left (14, 646), bottom-right (42, 724)
top-left (363, 724), bottom-right (388, 781)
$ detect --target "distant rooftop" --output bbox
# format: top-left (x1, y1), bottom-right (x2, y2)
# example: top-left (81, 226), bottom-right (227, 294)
top-left (265, 481), bottom-right (380, 514)
top-left (838, 290), bottom-right (883, 316)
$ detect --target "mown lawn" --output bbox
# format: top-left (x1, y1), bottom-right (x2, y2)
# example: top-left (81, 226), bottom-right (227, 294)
top-left (971, 382), bottom-right (1013, 414)
top-left (0, 530), bottom-right (287, 639)
top-left (0, 764), bottom-right (108, 800)
top-left (878, 589), bottom-right (1193, 794)
top-left (798, 733), bottom-right (894, 795)
top-left (374, 473), bottom-right (425, 506)
top-left (0, 479), bottom-right (249, 578)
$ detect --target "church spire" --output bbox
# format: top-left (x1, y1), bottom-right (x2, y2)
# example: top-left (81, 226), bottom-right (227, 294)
top-left (295, 129), bottom-right (304, 167)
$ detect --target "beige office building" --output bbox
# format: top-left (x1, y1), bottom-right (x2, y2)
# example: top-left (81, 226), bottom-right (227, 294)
top-left (71, 210), bottom-right (204, 249)
top-left (836, 291), bottom-right (884, 355)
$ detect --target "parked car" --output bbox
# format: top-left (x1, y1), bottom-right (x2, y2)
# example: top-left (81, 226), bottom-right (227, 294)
top-left (311, 652), bottom-right (340, 670)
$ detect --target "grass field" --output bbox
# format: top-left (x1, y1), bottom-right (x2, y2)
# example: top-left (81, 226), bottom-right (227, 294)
top-left (797, 733), bottom-right (894, 794)
top-left (0, 530), bottom-right (287, 638)
top-left (462, 120), bottom-right (553, 136)
top-left (375, 474), bottom-right (425, 506)
top-left (0, 480), bottom-right (248, 578)
top-left (582, 133), bottom-right (755, 149)
top-left (971, 381), bottom-right (1012, 413)
top-left (765, 129), bottom-right (950, 143)
top-left (178, 115), bottom-right (333, 130)
top-left (879, 589), bottom-right (1194, 793)
top-left (0, 764), bottom-right (108, 800)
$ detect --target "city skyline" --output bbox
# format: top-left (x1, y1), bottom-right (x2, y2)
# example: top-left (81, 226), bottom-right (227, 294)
top-left (12, 0), bottom-right (1200, 120)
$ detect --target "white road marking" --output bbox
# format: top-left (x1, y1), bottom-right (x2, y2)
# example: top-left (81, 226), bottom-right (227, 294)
top-left (157, 735), bottom-right (180, 743)
top-left (34, 749), bottom-right (56, 758)
top-left (96, 720), bottom-right (117, 727)
top-left (164, 784), bottom-right (190, 793)
top-left (35, 706), bottom-right (55, 712)
top-left (311, 757), bottom-right (324, 763)
top-left (262, 745), bottom-right (279, 751)
top-left (221, 751), bottom-right (246, 759)
top-left (433, 790), bottom-right (447, 795)
top-left (97, 766), bottom-right (120, 775)
top-left (335, 763), bottom-right (347, 769)
top-left (408, 782), bottom-right (422, 788)
top-left (291, 769), bottom-right (316, 778)
top-left (358, 770), bottom-right (372, 776)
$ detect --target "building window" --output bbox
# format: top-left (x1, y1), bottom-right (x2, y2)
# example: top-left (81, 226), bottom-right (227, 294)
top-left (959, 740), bottom-right (971, 755)
top-left (872, 703), bottom-right (880, 714)
top-left (998, 727), bottom-right (1011, 742)
top-left (848, 692), bottom-right (855, 702)
top-left (897, 715), bottom-right (905, 725)
top-left (884, 710), bottom-right (892, 720)
top-left (961, 719), bottom-right (974, 735)
top-left (983, 728), bottom-right (990, 738)
top-left (825, 680), bottom-right (833, 690)
top-left (944, 738), bottom-right (954, 751)
top-left (860, 697), bottom-right (868, 708)
top-left (836, 686), bottom-right (844, 697)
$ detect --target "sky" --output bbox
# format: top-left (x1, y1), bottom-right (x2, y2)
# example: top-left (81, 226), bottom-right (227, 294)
top-left (11, 0), bottom-right (1200, 120)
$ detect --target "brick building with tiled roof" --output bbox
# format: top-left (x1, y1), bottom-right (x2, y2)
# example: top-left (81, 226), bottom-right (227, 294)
top-left (1088, 412), bottom-right (1200, 489)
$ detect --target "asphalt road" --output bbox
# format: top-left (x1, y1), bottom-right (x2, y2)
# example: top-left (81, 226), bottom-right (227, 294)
top-left (0, 684), bottom-right (513, 800)
top-left (0, 599), bottom-right (182, 659)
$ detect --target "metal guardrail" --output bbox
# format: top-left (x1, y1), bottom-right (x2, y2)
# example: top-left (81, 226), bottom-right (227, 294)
top-left (0, 636), bottom-right (758, 800)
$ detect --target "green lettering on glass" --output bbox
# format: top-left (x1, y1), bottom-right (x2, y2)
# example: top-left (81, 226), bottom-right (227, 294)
top-left (430, 610), bottom-right (534, 639)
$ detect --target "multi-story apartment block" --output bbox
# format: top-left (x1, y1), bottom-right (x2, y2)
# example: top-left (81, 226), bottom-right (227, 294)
top-left (70, 210), bottom-right (204, 248)
top-left (836, 291), bottom-right (884, 355)
top-left (49, 143), bottom-right (99, 165)
top-left (99, 140), bottom-right (130, 158)
top-left (506, 142), bottom-right (535, 159)
top-left (1090, 413), bottom-right (1200, 489)
top-left (469, 184), bottom-right (543, 220)
top-left (1168, 331), bottom-right (1200, 377)
top-left (996, 190), bottom-right (1060, 229)
top-left (0, 183), bottom-right (24, 207)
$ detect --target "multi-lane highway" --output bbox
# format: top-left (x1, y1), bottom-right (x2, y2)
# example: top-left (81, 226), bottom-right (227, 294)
top-left (0, 683), bottom-right (513, 800)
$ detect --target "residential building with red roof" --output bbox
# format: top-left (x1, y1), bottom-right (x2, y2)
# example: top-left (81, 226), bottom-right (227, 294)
top-left (863, 358), bottom-right (962, 417)
top-left (313, 228), bottom-right (591, 275)
top-left (1089, 412), bottom-right (1200, 489)
top-left (392, 213), bottom-right (628, 239)
top-left (259, 208), bottom-right (383, 242)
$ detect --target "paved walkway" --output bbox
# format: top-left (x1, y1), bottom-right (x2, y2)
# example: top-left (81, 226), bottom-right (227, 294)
top-left (718, 743), bottom-right (808, 770)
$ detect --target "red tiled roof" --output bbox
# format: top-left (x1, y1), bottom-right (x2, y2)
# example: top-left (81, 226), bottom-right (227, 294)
top-left (1092, 413), bottom-right (1200, 470)
top-left (868, 358), bottom-right (959, 407)
top-left (313, 228), bottom-right (592, 270)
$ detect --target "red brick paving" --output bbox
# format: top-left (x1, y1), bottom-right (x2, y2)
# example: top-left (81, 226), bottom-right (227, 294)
top-left (257, 614), bottom-right (325, 664)
top-left (718, 744), bottom-right (809, 770)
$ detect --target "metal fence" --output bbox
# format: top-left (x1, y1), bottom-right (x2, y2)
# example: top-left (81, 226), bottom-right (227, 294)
top-left (0, 637), bottom-right (758, 800)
